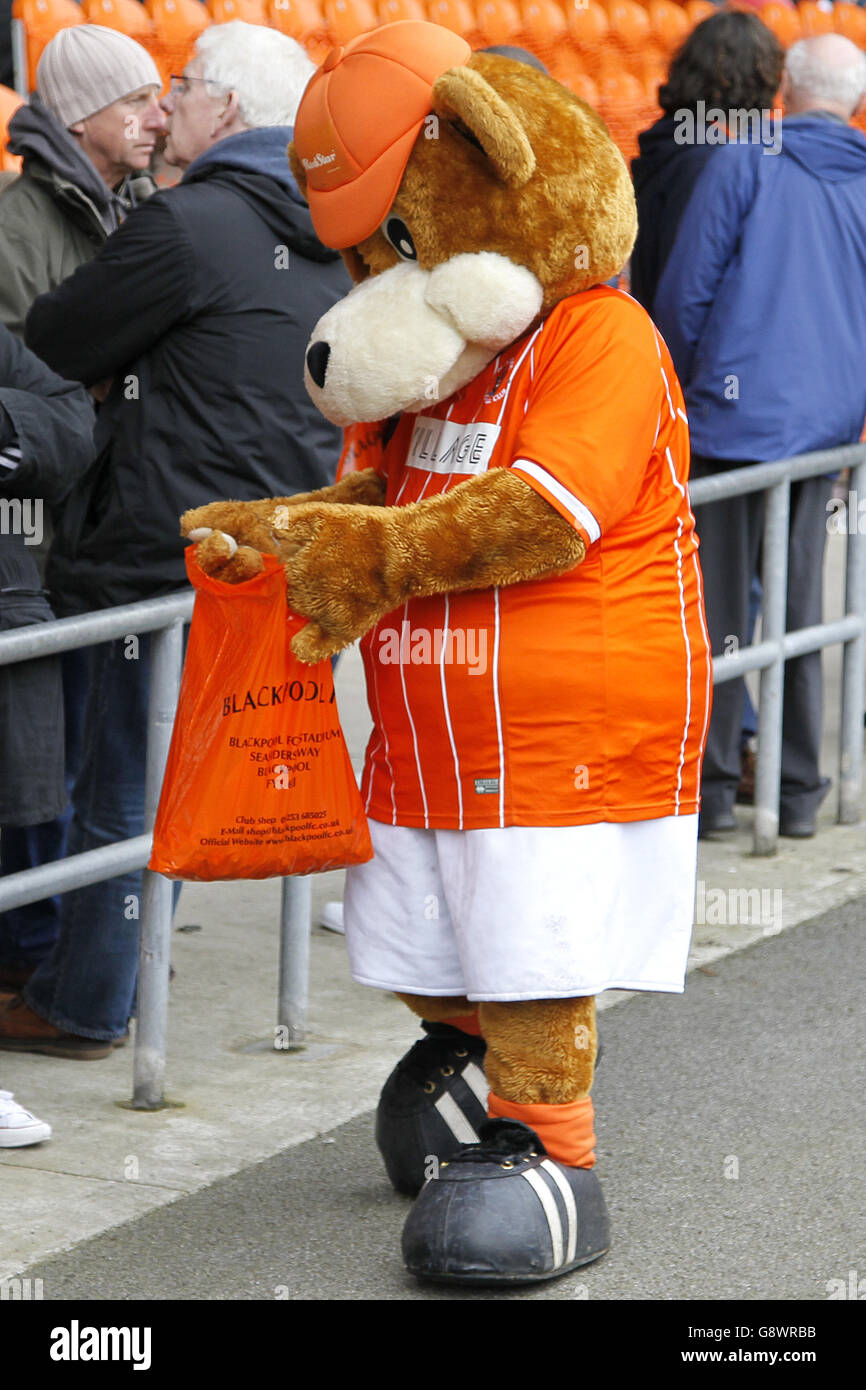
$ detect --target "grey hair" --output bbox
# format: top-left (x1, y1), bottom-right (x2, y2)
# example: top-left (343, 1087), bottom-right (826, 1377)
top-left (784, 37), bottom-right (866, 115)
top-left (195, 20), bottom-right (315, 127)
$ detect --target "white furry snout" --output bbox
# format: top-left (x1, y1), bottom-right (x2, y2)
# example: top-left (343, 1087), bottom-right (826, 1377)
top-left (304, 254), bottom-right (544, 427)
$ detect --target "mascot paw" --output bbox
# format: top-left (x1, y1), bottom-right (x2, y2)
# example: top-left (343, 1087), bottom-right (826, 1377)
top-left (187, 527), bottom-right (265, 585)
top-left (180, 500), bottom-right (283, 556)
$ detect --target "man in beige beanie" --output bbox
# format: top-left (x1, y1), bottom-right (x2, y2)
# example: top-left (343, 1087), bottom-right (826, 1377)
top-left (0, 25), bottom-right (165, 1001)
top-left (0, 24), bottom-right (165, 337)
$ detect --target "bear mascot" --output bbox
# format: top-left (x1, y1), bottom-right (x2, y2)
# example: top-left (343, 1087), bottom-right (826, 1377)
top-left (181, 20), bottom-right (711, 1286)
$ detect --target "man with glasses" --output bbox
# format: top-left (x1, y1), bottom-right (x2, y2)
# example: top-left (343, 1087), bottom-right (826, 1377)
top-left (0, 21), bottom-right (348, 1059)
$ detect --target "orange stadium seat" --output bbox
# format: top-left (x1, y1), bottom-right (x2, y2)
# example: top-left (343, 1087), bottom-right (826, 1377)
top-left (425, 0), bottom-right (478, 38)
top-left (0, 82), bottom-right (24, 171)
top-left (84, 0), bottom-right (156, 40)
top-left (833, 2), bottom-right (866, 45)
top-left (12, 0), bottom-right (85, 92)
top-left (475, 0), bottom-right (522, 45)
top-left (377, 0), bottom-right (426, 22)
top-left (145, 0), bottom-right (210, 87)
top-left (629, 44), bottom-right (668, 103)
top-left (268, 0), bottom-right (332, 64)
top-left (597, 65), bottom-right (656, 161)
top-left (267, 0), bottom-right (327, 34)
top-left (684, 0), bottom-right (714, 24)
top-left (758, 2), bottom-right (802, 49)
top-left (606, 0), bottom-right (651, 53)
top-left (520, 0), bottom-right (568, 46)
top-left (208, 0), bottom-right (267, 20)
top-left (569, 69), bottom-right (600, 108)
top-left (565, 0), bottom-right (609, 50)
top-left (323, 0), bottom-right (378, 42)
top-left (646, 0), bottom-right (689, 55)
top-left (797, 1), bottom-right (835, 37)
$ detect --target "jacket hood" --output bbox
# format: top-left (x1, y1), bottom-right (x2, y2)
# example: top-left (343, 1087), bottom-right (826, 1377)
top-left (779, 116), bottom-right (866, 183)
top-left (182, 127), bottom-right (304, 199)
top-left (181, 128), bottom-right (342, 263)
top-left (7, 95), bottom-right (121, 226)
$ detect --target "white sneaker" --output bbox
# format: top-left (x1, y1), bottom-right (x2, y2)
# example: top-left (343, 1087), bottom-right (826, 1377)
top-left (0, 1090), bottom-right (51, 1147)
top-left (319, 901), bottom-right (345, 935)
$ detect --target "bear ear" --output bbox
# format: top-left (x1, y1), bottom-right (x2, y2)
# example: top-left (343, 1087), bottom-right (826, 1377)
top-left (288, 142), bottom-right (308, 197)
top-left (432, 65), bottom-right (536, 188)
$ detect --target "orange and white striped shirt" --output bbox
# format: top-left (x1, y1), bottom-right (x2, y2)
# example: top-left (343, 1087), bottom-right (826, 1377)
top-left (345, 286), bottom-right (711, 830)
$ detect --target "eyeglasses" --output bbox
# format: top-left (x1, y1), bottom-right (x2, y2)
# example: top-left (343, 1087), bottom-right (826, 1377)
top-left (168, 74), bottom-right (229, 97)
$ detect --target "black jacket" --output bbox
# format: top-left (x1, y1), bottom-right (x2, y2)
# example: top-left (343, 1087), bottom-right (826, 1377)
top-left (26, 128), bottom-right (350, 615)
top-left (630, 115), bottom-right (718, 318)
top-left (0, 324), bottom-right (95, 823)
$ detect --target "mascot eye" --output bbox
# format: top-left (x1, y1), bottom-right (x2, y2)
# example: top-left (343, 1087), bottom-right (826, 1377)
top-left (382, 216), bottom-right (418, 262)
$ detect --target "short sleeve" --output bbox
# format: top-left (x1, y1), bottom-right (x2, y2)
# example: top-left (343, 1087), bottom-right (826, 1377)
top-left (510, 296), bottom-right (666, 549)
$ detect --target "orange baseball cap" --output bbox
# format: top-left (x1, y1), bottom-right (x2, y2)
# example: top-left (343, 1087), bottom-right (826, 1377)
top-left (293, 21), bottom-right (472, 250)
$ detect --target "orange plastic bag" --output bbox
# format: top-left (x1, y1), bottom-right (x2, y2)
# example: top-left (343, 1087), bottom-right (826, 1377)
top-left (148, 550), bottom-right (373, 880)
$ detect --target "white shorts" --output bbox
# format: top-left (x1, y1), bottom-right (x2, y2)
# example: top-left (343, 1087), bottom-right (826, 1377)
top-left (344, 816), bottom-right (699, 1001)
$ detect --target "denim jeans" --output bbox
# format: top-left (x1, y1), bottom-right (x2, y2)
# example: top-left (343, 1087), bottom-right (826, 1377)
top-left (25, 633), bottom-right (178, 1040)
top-left (0, 647), bottom-right (89, 969)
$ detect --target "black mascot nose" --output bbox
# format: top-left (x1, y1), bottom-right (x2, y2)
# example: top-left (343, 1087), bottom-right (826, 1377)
top-left (306, 341), bottom-right (331, 390)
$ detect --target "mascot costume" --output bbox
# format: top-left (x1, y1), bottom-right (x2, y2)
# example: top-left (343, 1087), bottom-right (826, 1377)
top-left (181, 21), bottom-right (711, 1286)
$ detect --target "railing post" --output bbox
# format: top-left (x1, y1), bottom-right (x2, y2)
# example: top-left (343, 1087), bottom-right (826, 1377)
top-left (277, 876), bottom-right (313, 1049)
top-left (839, 459), bottom-right (866, 824)
top-left (753, 479), bottom-right (790, 855)
top-left (133, 621), bottom-right (185, 1109)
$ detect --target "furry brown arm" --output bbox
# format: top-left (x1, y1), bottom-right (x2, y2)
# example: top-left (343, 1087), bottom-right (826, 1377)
top-left (278, 468), bottom-right (585, 661)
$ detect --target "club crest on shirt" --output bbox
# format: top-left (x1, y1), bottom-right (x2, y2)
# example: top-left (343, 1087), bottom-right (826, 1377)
top-left (406, 417), bottom-right (501, 475)
top-left (483, 358), bottom-right (514, 404)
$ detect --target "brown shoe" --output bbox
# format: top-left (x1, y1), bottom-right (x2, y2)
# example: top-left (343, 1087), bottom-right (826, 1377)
top-left (0, 964), bottom-right (36, 992)
top-left (0, 995), bottom-right (114, 1060)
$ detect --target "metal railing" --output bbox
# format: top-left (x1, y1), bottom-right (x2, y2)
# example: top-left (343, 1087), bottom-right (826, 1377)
top-left (1, 441), bottom-right (864, 1103)
top-left (0, 591), bottom-right (312, 1109)
top-left (689, 442), bottom-right (866, 855)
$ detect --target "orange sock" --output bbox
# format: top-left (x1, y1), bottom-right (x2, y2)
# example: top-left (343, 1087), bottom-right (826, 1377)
top-left (487, 1092), bottom-right (597, 1168)
top-left (442, 1012), bottom-right (483, 1037)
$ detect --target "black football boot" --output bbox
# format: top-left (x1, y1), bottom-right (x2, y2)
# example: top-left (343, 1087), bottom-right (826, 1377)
top-left (375, 1021), bottom-right (489, 1196)
top-left (402, 1117), bottom-right (610, 1285)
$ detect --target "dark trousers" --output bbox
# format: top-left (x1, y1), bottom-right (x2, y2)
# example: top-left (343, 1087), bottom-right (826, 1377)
top-left (690, 456), bottom-right (832, 822)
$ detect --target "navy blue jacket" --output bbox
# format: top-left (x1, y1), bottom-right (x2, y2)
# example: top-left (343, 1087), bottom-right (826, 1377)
top-left (26, 127), bottom-right (350, 614)
top-left (654, 117), bottom-right (866, 463)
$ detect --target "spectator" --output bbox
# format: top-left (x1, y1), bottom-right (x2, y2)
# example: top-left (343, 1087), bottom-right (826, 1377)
top-left (0, 21), bottom-right (348, 1058)
top-left (654, 34), bottom-right (866, 839)
top-left (630, 10), bottom-right (784, 317)
top-left (0, 26), bottom-right (163, 995)
top-left (0, 324), bottom-right (94, 1027)
top-left (0, 25), bottom-right (165, 337)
